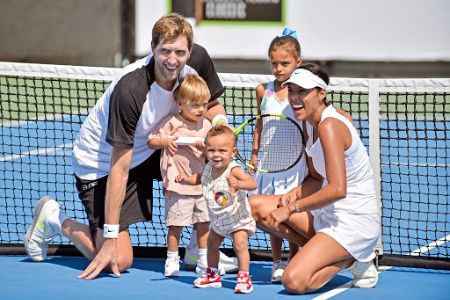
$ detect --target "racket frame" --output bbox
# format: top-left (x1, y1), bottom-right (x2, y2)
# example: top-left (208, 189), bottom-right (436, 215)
top-left (233, 113), bottom-right (304, 173)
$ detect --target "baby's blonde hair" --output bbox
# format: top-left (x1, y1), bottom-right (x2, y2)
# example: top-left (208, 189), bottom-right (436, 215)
top-left (173, 74), bottom-right (211, 105)
top-left (206, 125), bottom-right (237, 147)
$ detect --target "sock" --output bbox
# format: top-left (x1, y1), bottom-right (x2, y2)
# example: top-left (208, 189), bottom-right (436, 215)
top-left (46, 206), bottom-right (65, 235)
top-left (59, 210), bottom-right (69, 229)
top-left (210, 267), bottom-right (219, 274)
top-left (198, 248), bottom-right (207, 267)
top-left (167, 250), bottom-right (179, 259)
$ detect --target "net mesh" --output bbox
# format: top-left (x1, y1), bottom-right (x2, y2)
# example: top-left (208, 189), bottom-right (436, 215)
top-left (0, 62), bottom-right (449, 268)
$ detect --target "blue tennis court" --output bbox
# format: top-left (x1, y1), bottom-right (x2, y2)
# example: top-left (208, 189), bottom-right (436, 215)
top-left (1, 255), bottom-right (449, 300)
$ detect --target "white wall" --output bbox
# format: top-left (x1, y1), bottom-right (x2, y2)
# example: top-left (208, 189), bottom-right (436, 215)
top-left (136, 0), bottom-right (450, 61)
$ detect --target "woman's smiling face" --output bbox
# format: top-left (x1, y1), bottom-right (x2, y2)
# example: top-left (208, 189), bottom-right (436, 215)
top-left (287, 84), bottom-right (324, 121)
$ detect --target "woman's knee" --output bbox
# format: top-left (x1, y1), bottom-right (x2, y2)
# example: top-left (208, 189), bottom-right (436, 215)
top-left (248, 195), bottom-right (277, 222)
top-left (247, 196), bottom-right (261, 221)
top-left (282, 267), bottom-right (313, 294)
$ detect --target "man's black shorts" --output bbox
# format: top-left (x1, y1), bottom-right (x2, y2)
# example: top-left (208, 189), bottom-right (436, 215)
top-left (75, 150), bottom-right (162, 239)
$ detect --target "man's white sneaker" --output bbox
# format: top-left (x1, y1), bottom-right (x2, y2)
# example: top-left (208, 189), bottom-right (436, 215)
top-left (218, 251), bottom-right (239, 274)
top-left (271, 260), bottom-right (287, 283)
top-left (24, 196), bottom-right (62, 262)
top-left (164, 256), bottom-right (180, 277)
top-left (195, 258), bottom-right (208, 275)
top-left (184, 246), bottom-right (239, 275)
top-left (347, 260), bottom-right (379, 288)
top-left (183, 246), bottom-right (199, 271)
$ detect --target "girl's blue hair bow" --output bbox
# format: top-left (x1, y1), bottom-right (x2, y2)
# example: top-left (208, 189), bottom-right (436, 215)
top-left (282, 27), bottom-right (297, 39)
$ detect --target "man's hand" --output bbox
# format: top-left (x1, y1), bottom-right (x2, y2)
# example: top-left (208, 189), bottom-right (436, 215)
top-left (78, 238), bottom-right (120, 280)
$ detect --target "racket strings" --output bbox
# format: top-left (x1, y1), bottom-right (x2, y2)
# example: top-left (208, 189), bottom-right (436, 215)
top-left (237, 115), bottom-right (304, 173)
top-left (259, 117), bottom-right (303, 171)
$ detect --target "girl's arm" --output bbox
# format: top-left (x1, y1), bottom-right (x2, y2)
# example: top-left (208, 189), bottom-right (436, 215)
top-left (249, 84), bottom-right (265, 173)
top-left (227, 166), bottom-right (257, 193)
top-left (147, 136), bottom-right (177, 149)
top-left (147, 117), bottom-right (179, 155)
top-left (175, 173), bottom-right (202, 185)
top-left (148, 136), bottom-right (178, 156)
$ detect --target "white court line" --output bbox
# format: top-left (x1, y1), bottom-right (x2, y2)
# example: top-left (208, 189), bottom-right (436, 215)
top-left (0, 143), bottom-right (72, 162)
top-left (312, 281), bottom-right (354, 300)
top-left (410, 234), bottom-right (450, 256)
top-left (312, 234), bottom-right (450, 299)
top-left (1, 107), bottom-right (90, 128)
top-left (1, 112), bottom-right (82, 161)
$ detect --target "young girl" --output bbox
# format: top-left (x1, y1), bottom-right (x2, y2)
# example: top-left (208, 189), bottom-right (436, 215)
top-left (177, 126), bottom-right (257, 294)
top-left (147, 74), bottom-right (211, 277)
top-left (250, 29), bottom-right (308, 283)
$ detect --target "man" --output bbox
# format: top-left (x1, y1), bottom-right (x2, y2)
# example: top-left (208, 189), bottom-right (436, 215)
top-left (24, 13), bottom-right (237, 280)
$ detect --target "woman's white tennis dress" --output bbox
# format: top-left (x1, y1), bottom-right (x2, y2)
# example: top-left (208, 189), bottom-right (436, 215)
top-left (305, 105), bottom-right (380, 262)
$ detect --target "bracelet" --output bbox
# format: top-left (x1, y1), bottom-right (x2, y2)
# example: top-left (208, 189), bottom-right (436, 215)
top-left (294, 201), bottom-right (301, 213)
top-left (211, 114), bottom-right (228, 127)
top-left (103, 224), bottom-right (120, 238)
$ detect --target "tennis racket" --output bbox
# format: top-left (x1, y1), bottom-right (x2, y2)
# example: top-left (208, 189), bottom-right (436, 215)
top-left (233, 114), bottom-right (304, 173)
top-left (172, 114), bottom-right (304, 173)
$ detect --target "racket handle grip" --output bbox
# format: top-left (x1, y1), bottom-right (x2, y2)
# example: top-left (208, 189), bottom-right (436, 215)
top-left (169, 136), bottom-right (205, 145)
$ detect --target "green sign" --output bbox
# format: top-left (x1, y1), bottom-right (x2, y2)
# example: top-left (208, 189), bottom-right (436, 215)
top-left (171, 0), bottom-right (285, 25)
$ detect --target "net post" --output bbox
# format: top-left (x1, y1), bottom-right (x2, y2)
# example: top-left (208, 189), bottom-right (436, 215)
top-left (368, 79), bottom-right (383, 256)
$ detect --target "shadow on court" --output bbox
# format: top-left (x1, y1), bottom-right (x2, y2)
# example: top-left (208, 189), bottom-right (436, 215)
top-left (136, 257), bottom-right (354, 295)
top-left (20, 256), bottom-right (130, 279)
top-left (20, 256), bottom-right (88, 271)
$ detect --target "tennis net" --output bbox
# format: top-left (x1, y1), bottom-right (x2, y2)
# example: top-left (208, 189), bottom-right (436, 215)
top-left (0, 62), bottom-right (449, 269)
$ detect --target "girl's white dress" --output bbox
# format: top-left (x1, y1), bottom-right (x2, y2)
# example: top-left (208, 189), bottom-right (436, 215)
top-left (201, 161), bottom-right (256, 237)
top-left (254, 80), bottom-right (308, 195)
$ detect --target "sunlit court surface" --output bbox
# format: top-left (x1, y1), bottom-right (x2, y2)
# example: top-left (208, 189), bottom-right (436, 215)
top-left (1, 256), bottom-right (449, 300)
top-left (0, 63), bottom-right (449, 299)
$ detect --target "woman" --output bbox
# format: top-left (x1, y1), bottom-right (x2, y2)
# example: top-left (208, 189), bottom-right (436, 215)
top-left (249, 63), bottom-right (380, 294)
